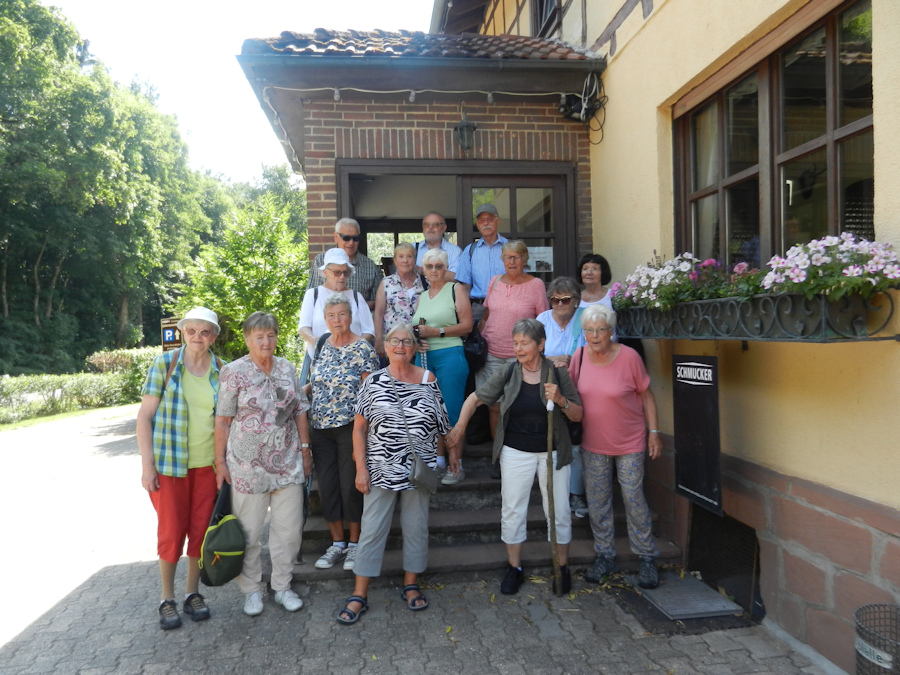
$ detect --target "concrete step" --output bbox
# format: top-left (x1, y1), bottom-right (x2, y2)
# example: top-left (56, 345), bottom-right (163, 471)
top-left (300, 501), bottom-right (653, 551)
top-left (291, 537), bottom-right (682, 583)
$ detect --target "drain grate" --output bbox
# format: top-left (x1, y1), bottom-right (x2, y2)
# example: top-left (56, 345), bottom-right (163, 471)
top-left (624, 570), bottom-right (743, 620)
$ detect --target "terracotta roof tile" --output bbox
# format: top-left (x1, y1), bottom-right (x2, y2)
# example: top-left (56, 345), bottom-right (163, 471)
top-left (241, 29), bottom-right (591, 61)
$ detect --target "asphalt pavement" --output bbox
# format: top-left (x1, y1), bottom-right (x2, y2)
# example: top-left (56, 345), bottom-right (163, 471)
top-left (0, 405), bottom-right (840, 674)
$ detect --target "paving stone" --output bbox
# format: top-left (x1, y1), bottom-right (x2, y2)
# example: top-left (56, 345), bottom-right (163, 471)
top-left (0, 406), bottom-right (838, 675)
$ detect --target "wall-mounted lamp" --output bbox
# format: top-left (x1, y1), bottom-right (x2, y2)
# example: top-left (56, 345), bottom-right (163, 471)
top-left (454, 112), bottom-right (477, 151)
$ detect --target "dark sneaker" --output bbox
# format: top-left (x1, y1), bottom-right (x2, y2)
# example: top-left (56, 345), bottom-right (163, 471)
top-left (552, 565), bottom-right (572, 594)
top-left (638, 556), bottom-right (659, 589)
top-left (183, 593), bottom-right (210, 621)
top-left (569, 494), bottom-right (589, 519)
top-left (585, 555), bottom-right (619, 583)
top-left (500, 564), bottom-right (524, 594)
top-left (158, 599), bottom-right (182, 630)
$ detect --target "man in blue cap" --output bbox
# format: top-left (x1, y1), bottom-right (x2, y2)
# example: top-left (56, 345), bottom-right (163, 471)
top-left (456, 203), bottom-right (508, 323)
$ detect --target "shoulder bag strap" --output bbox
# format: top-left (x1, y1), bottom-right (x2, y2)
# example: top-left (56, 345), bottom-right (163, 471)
top-left (391, 377), bottom-right (418, 464)
top-left (161, 347), bottom-right (182, 394)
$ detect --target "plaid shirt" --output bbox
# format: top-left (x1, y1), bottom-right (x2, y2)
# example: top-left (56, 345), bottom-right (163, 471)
top-left (141, 348), bottom-right (223, 478)
top-left (306, 250), bottom-right (384, 302)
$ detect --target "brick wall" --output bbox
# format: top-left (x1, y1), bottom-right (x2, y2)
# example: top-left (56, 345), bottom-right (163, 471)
top-left (302, 98), bottom-right (593, 257)
top-left (646, 445), bottom-right (900, 673)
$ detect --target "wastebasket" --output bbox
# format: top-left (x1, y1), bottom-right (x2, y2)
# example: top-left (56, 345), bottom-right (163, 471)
top-left (855, 604), bottom-right (900, 673)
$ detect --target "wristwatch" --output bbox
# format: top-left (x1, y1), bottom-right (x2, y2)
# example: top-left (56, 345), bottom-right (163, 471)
top-left (440, 327), bottom-right (445, 337)
top-left (301, 443), bottom-right (311, 449)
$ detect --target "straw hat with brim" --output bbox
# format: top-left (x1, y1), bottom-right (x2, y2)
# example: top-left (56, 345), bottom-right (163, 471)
top-left (177, 307), bottom-right (220, 332)
top-left (319, 248), bottom-right (356, 271)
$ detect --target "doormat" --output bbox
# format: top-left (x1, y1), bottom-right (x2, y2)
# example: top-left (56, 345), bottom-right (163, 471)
top-left (623, 569), bottom-right (743, 620)
top-left (597, 569), bottom-right (752, 637)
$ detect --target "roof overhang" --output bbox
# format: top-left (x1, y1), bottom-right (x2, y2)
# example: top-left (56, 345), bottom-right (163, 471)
top-left (238, 54), bottom-right (604, 175)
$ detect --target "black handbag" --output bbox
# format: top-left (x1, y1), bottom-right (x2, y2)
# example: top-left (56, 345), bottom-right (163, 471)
top-left (463, 322), bottom-right (488, 372)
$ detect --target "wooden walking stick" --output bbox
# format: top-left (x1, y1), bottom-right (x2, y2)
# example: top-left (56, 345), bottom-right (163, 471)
top-left (546, 369), bottom-right (563, 596)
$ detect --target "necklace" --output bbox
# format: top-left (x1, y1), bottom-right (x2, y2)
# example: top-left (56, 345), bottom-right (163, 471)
top-left (522, 363), bottom-right (541, 373)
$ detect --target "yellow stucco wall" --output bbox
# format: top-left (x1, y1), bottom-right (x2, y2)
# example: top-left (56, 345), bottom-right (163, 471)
top-left (591, 0), bottom-right (900, 509)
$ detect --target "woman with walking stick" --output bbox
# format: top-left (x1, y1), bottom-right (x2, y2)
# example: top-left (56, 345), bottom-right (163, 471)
top-left (446, 318), bottom-right (581, 595)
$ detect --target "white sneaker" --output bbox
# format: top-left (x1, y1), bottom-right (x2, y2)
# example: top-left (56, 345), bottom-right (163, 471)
top-left (343, 546), bottom-right (358, 571)
top-left (243, 591), bottom-right (264, 616)
top-left (315, 545), bottom-right (347, 569)
top-left (274, 589), bottom-right (304, 612)
top-left (441, 466), bottom-right (465, 485)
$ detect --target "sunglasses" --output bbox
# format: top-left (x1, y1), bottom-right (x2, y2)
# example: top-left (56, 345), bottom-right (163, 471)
top-left (338, 234), bottom-right (361, 242)
top-left (326, 268), bottom-right (351, 277)
top-left (387, 338), bottom-right (415, 347)
top-left (423, 264), bottom-right (445, 271)
top-left (184, 328), bottom-right (213, 338)
top-left (549, 296), bottom-right (573, 306)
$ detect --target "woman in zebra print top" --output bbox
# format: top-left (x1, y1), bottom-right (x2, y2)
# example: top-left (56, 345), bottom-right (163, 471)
top-left (336, 324), bottom-right (453, 624)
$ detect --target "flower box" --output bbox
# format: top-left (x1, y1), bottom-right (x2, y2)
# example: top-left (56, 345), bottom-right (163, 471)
top-left (615, 292), bottom-right (894, 342)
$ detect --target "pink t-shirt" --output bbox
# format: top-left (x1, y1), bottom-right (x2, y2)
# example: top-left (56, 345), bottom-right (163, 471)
top-left (482, 275), bottom-right (550, 358)
top-left (569, 345), bottom-right (650, 456)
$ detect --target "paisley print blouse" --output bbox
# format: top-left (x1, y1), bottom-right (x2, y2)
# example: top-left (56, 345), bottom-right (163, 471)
top-left (216, 355), bottom-right (310, 495)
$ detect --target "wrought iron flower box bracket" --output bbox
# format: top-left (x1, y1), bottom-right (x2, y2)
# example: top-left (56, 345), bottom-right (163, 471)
top-left (616, 292), bottom-right (897, 342)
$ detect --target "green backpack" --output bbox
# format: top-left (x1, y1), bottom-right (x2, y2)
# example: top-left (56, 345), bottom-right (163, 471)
top-left (199, 483), bottom-right (246, 587)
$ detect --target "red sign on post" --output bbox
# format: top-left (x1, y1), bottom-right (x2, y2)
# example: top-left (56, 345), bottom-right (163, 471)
top-left (160, 318), bottom-right (182, 352)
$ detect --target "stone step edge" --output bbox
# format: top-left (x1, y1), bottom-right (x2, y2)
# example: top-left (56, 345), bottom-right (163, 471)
top-left (290, 537), bottom-right (682, 582)
top-left (301, 502), bottom-right (656, 541)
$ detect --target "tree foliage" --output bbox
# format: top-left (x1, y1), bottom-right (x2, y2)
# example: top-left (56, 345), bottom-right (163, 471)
top-left (0, 0), bottom-right (235, 374)
top-left (171, 195), bottom-right (308, 361)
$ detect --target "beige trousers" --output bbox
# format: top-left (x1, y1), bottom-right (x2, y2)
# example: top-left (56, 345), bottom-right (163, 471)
top-left (231, 482), bottom-right (303, 594)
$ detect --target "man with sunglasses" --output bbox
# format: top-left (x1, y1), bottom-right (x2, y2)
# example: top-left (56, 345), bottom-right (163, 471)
top-left (307, 218), bottom-right (383, 310)
top-left (414, 211), bottom-right (461, 281)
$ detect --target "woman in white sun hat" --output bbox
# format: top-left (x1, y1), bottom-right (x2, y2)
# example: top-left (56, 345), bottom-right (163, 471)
top-left (137, 306), bottom-right (225, 631)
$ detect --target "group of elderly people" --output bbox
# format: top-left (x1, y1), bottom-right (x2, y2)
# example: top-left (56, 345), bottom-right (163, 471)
top-left (138, 209), bottom-right (663, 630)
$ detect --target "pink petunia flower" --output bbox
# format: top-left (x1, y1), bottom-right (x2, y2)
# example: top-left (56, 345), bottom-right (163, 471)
top-left (843, 265), bottom-right (863, 277)
top-left (788, 268), bottom-right (807, 283)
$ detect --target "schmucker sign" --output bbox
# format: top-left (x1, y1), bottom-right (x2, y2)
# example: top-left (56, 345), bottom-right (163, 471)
top-left (673, 356), bottom-right (721, 514)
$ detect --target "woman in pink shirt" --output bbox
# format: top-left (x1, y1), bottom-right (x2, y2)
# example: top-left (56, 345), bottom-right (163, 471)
top-left (568, 303), bottom-right (663, 590)
top-left (478, 240), bottom-right (549, 436)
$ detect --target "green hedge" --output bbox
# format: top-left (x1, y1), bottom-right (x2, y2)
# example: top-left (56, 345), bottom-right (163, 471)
top-left (0, 346), bottom-right (163, 425)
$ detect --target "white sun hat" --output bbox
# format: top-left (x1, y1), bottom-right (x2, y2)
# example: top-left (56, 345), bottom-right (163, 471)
top-left (177, 307), bottom-right (220, 332)
top-left (319, 248), bottom-right (356, 271)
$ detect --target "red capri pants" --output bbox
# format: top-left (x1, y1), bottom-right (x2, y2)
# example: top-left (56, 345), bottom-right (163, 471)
top-left (149, 466), bottom-right (217, 564)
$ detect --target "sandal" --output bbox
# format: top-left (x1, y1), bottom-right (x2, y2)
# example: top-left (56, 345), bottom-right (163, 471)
top-left (401, 584), bottom-right (429, 611)
top-left (336, 596), bottom-right (368, 625)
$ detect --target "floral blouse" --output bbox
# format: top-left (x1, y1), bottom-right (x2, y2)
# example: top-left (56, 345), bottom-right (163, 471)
top-left (381, 272), bottom-right (425, 334)
top-left (216, 355), bottom-right (310, 495)
top-left (309, 338), bottom-right (380, 430)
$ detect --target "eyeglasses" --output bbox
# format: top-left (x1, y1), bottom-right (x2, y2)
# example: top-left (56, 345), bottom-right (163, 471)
top-left (503, 255), bottom-right (523, 262)
top-left (184, 328), bottom-right (212, 338)
top-left (423, 264), bottom-right (445, 271)
top-left (549, 296), bottom-right (573, 306)
top-left (326, 268), bottom-right (351, 277)
top-left (583, 326), bottom-right (613, 335)
top-left (387, 338), bottom-right (415, 347)
top-left (338, 234), bottom-right (361, 242)
top-left (423, 221), bottom-right (445, 229)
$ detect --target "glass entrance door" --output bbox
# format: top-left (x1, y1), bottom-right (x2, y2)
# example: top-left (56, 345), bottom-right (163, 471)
top-left (460, 175), bottom-right (569, 282)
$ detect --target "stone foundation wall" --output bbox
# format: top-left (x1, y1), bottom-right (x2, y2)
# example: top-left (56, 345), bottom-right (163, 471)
top-left (646, 442), bottom-right (900, 673)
